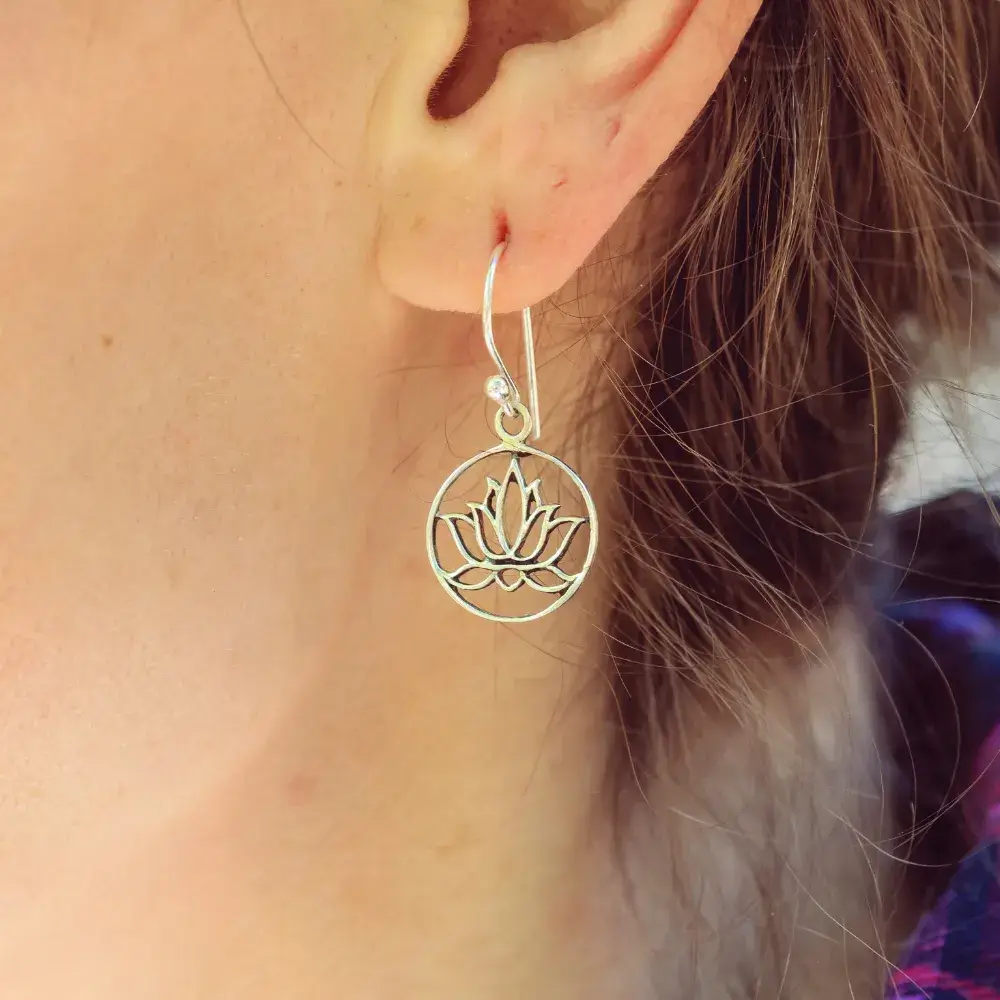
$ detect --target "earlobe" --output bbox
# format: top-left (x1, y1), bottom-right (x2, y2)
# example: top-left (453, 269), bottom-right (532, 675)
top-left (373, 0), bottom-right (760, 316)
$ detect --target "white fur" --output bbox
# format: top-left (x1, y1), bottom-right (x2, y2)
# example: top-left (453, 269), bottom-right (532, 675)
top-left (627, 620), bottom-right (893, 998)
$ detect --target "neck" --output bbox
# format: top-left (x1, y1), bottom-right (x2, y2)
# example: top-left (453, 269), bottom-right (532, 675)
top-left (0, 272), bottom-right (648, 994)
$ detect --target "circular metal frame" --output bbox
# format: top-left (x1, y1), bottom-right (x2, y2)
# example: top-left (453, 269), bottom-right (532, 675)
top-left (426, 440), bottom-right (599, 624)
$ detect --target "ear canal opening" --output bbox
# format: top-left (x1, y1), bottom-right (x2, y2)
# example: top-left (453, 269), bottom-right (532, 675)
top-left (427, 0), bottom-right (581, 121)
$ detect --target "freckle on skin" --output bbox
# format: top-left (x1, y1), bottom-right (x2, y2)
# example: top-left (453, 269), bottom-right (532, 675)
top-left (101, 334), bottom-right (114, 348)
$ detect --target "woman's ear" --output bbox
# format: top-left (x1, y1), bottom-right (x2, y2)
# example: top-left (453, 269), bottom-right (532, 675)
top-left (371, 0), bottom-right (761, 313)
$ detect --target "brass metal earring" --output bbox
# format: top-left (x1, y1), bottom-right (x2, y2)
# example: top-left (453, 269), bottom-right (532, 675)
top-left (426, 241), bottom-right (599, 623)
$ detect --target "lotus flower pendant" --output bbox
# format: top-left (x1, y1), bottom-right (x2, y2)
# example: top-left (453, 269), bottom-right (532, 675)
top-left (427, 413), bottom-right (598, 623)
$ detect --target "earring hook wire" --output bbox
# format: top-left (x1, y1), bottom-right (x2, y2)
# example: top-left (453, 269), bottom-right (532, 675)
top-left (482, 241), bottom-right (541, 441)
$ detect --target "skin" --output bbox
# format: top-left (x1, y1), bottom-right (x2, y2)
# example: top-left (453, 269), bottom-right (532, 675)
top-left (0, 0), bottom-right (758, 996)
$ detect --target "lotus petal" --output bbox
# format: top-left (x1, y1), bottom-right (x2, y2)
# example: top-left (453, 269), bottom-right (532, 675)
top-left (525, 566), bottom-right (576, 594)
top-left (512, 503), bottom-right (558, 559)
top-left (496, 456), bottom-right (547, 557)
top-left (550, 517), bottom-right (585, 564)
top-left (524, 511), bottom-right (586, 567)
top-left (469, 502), bottom-right (505, 559)
top-left (438, 512), bottom-right (482, 567)
top-left (495, 568), bottom-right (527, 593)
top-left (494, 462), bottom-right (522, 556)
top-left (447, 566), bottom-right (497, 591)
top-left (483, 477), bottom-right (502, 516)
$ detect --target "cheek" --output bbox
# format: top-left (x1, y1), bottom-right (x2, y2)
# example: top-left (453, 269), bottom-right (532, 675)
top-left (0, 5), bottom-right (92, 101)
top-left (0, 2), bottom-right (386, 301)
top-left (0, 7), bottom-right (93, 212)
top-left (0, 8), bottom-right (254, 253)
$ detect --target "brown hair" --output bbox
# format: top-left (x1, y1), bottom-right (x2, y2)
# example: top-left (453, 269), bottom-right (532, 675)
top-left (608, 0), bottom-right (1000, 784)
top-left (601, 0), bottom-right (1000, 986)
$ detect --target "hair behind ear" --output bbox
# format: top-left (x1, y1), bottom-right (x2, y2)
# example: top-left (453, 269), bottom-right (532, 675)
top-left (605, 0), bottom-right (1000, 784)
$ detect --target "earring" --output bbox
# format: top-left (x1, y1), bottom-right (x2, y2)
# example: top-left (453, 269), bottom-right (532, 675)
top-left (426, 241), bottom-right (599, 623)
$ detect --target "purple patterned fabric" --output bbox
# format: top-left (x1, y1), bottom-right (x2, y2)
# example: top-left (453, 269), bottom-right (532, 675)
top-left (884, 597), bottom-right (1000, 998)
top-left (887, 801), bottom-right (1000, 998)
